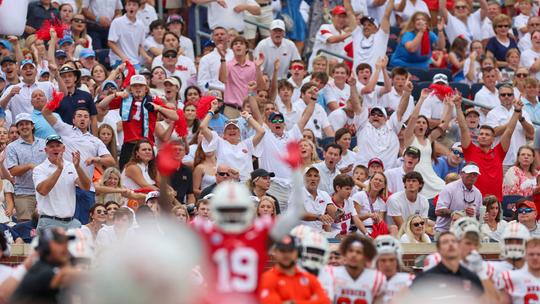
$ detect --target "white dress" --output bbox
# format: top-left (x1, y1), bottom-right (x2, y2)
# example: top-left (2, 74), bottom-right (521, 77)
top-left (411, 137), bottom-right (445, 199)
top-left (121, 163), bottom-right (156, 190)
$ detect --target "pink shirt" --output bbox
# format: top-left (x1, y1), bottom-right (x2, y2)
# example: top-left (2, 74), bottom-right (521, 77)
top-left (224, 58), bottom-right (256, 107)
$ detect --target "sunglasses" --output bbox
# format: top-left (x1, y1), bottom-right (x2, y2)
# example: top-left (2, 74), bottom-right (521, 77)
top-left (217, 171), bottom-right (230, 177)
top-left (271, 118), bottom-right (284, 123)
top-left (455, 5), bottom-right (467, 9)
top-left (500, 93), bottom-right (514, 97)
top-left (291, 65), bottom-right (304, 71)
top-left (412, 221), bottom-right (425, 227)
top-left (96, 209), bottom-right (108, 215)
top-left (516, 73), bottom-right (529, 78)
top-left (518, 207), bottom-right (534, 214)
top-left (72, 18), bottom-right (86, 23)
top-left (497, 24), bottom-right (510, 28)
top-left (370, 112), bottom-right (385, 117)
top-left (452, 149), bottom-right (464, 158)
top-left (163, 53), bottom-right (177, 58)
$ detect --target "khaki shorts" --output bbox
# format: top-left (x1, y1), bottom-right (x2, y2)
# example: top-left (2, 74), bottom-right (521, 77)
top-left (244, 4), bottom-right (273, 39)
top-left (14, 194), bottom-right (37, 221)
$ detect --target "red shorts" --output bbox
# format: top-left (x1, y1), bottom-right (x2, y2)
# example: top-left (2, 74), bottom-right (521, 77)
top-left (424, 0), bottom-right (454, 11)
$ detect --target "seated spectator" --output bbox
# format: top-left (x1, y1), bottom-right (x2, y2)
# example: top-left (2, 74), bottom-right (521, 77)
top-left (95, 167), bottom-right (139, 206)
top-left (300, 166), bottom-right (333, 234)
top-left (80, 203), bottom-right (107, 241)
top-left (473, 67), bottom-right (499, 123)
top-left (503, 146), bottom-right (539, 197)
top-left (387, 171), bottom-right (430, 229)
top-left (389, 12), bottom-right (445, 69)
top-left (313, 144), bottom-right (342, 194)
top-left (256, 196), bottom-right (276, 218)
top-left (352, 165), bottom-right (369, 193)
top-left (95, 207), bottom-right (134, 253)
top-left (520, 30), bottom-right (540, 81)
top-left (480, 195), bottom-right (507, 242)
top-left (144, 19), bottom-right (166, 57)
top-left (398, 214), bottom-right (431, 243)
top-left (194, 199), bottom-right (211, 221)
top-left (485, 14), bottom-right (517, 68)
top-left (385, 146), bottom-right (421, 194)
top-left (249, 168), bottom-right (280, 215)
top-left (447, 37), bottom-right (468, 82)
top-left (463, 40), bottom-right (485, 85)
top-left (199, 164), bottom-right (239, 199)
top-left (172, 204), bottom-right (190, 224)
top-left (121, 139), bottom-right (158, 191)
top-left (104, 201), bottom-right (120, 226)
top-left (433, 142), bottom-right (466, 180)
top-left (352, 172), bottom-right (388, 236)
top-left (516, 200), bottom-right (540, 237)
top-left (334, 128), bottom-right (356, 175)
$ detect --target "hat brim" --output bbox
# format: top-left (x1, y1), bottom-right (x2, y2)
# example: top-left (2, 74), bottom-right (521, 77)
top-left (46, 139), bottom-right (63, 145)
top-left (60, 69), bottom-right (82, 82)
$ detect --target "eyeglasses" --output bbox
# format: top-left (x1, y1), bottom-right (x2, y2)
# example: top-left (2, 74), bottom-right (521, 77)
top-left (497, 24), bottom-right (510, 28)
top-left (270, 118), bottom-right (284, 124)
top-left (72, 18), bottom-right (86, 23)
top-left (412, 221), bottom-right (425, 227)
top-left (163, 53), bottom-right (177, 59)
top-left (313, 118), bottom-right (320, 130)
top-left (452, 149), bottom-right (464, 158)
top-left (96, 209), bottom-right (107, 215)
top-left (516, 73), bottom-right (529, 78)
top-left (500, 93), bottom-right (514, 97)
top-left (217, 171), bottom-right (230, 177)
top-left (518, 207), bottom-right (534, 214)
top-left (455, 5), bottom-right (467, 9)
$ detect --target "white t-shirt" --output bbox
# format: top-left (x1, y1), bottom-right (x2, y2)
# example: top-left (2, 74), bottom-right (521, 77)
top-left (206, 0), bottom-right (259, 31)
top-left (300, 188), bottom-right (332, 233)
top-left (293, 100), bottom-right (331, 139)
top-left (473, 86), bottom-right (499, 124)
top-left (351, 191), bottom-right (387, 232)
top-left (202, 131), bottom-right (255, 181)
top-left (143, 36), bottom-right (162, 53)
top-left (399, 233), bottom-right (431, 243)
top-left (385, 166), bottom-right (406, 194)
top-left (82, 0), bottom-right (122, 21)
top-left (351, 27), bottom-right (389, 77)
top-left (396, 0), bottom-right (430, 23)
top-left (327, 109), bottom-right (362, 135)
top-left (137, 4), bottom-right (158, 36)
top-left (33, 159), bottom-right (78, 218)
top-left (323, 81), bottom-right (350, 109)
top-left (520, 48), bottom-right (540, 81)
top-left (514, 14), bottom-right (530, 39)
top-left (321, 266), bottom-right (387, 303)
top-left (445, 10), bottom-right (483, 44)
top-left (108, 15), bottom-right (146, 65)
top-left (379, 87), bottom-right (414, 119)
top-left (386, 191), bottom-right (429, 224)
top-left (356, 82), bottom-right (385, 110)
top-left (253, 37), bottom-right (301, 80)
top-left (328, 197), bottom-right (358, 237)
top-left (309, 23), bottom-right (351, 70)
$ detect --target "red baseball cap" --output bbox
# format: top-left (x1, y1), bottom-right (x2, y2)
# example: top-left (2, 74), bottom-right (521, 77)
top-left (331, 6), bottom-right (347, 15)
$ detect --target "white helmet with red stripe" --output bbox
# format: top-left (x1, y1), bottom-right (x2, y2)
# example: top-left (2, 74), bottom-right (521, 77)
top-left (375, 235), bottom-right (403, 265)
top-left (210, 181), bottom-right (256, 233)
top-left (450, 217), bottom-right (480, 240)
top-left (292, 225), bottom-right (330, 272)
top-left (501, 222), bottom-right (530, 259)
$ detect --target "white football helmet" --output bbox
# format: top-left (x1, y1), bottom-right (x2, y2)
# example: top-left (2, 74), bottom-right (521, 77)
top-left (375, 235), bottom-right (403, 265)
top-left (66, 228), bottom-right (94, 260)
top-left (292, 226), bottom-right (330, 272)
top-left (450, 217), bottom-right (480, 240)
top-left (210, 181), bottom-right (256, 233)
top-left (500, 222), bottom-right (530, 259)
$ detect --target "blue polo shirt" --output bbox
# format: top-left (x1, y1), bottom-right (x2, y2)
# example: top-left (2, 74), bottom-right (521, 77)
top-left (523, 97), bottom-right (540, 125)
top-left (432, 156), bottom-right (465, 180)
top-left (54, 89), bottom-right (96, 126)
top-left (32, 109), bottom-right (61, 139)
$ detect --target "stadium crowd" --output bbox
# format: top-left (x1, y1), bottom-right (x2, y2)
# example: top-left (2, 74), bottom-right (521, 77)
top-left (0, 0), bottom-right (540, 302)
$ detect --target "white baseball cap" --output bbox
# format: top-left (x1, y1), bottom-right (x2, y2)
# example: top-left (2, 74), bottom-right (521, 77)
top-left (432, 73), bottom-right (449, 85)
top-left (130, 75), bottom-right (147, 86)
top-left (461, 163), bottom-right (480, 175)
top-left (15, 113), bottom-right (33, 125)
top-left (270, 19), bottom-right (286, 31)
top-left (145, 191), bottom-right (160, 202)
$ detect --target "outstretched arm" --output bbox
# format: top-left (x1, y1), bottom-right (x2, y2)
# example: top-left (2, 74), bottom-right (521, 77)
top-left (344, 0), bottom-right (358, 32)
top-left (402, 87), bottom-right (429, 148)
top-left (395, 78), bottom-right (413, 122)
top-left (381, 0), bottom-right (394, 34)
top-left (454, 94), bottom-right (471, 149)
top-left (270, 169), bottom-right (306, 240)
top-left (297, 87), bottom-right (318, 131)
top-left (501, 99), bottom-right (523, 152)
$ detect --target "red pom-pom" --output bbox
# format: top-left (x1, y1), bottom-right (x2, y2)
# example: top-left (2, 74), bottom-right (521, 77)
top-left (35, 19), bottom-right (67, 41)
top-left (280, 141), bottom-right (302, 169)
top-left (429, 83), bottom-right (453, 100)
top-left (174, 109), bottom-right (188, 137)
top-left (45, 90), bottom-right (64, 111)
top-left (195, 96), bottom-right (216, 120)
top-left (157, 142), bottom-right (181, 177)
top-left (121, 61), bottom-right (136, 89)
top-left (133, 187), bottom-right (155, 194)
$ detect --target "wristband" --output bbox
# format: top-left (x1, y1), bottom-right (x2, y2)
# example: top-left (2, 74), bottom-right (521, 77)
top-left (96, 15), bottom-right (100, 23)
top-left (208, 110), bottom-right (215, 116)
top-left (514, 109), bottom-right (522, 113)
top-left (220, 59), bottom-right (226, 63)
top-left (12, 265), bottom-right (27, 281)
top-left (248, 92), bottom-right (256, 97)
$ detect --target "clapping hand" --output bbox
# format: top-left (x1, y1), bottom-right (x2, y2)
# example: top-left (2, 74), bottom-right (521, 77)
top-left (72, 151), bottom-right (81, 168)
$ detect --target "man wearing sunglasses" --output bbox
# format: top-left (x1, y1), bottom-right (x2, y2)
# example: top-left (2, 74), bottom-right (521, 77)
top-left (199, 164), bottom-right (239, 199)
top-left (486, 83), bottom-right (534, 168)
top-left (517, 200), bottom-right (540, 237)
top-left (433, 142), bottom-right (466, 180)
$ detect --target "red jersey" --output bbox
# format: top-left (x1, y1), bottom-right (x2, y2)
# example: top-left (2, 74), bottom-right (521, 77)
top-left (193, 216), bottom-right (273, 301)
top-left (463, 143), bottom-right (506, 201)
top-left (109, 95), bottom-right (166, 145)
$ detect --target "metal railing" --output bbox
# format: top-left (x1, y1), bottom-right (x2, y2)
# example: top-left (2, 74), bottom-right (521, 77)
top-left (316, 49), bottom-right (353, 63)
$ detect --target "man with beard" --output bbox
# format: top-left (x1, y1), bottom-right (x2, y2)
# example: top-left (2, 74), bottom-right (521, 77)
top-left (259, 234), bottom-right (330, 304)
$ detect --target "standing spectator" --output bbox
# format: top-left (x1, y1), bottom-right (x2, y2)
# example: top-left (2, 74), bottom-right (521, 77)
top-left (199, 164), bottom-right (238, 198)
top-left (95, 207), bottom-right (133, 250)
top-left (294, 83), bottom-right (335, 139)
top-left (518, 16), bottom-right (540, 53)
top-left (385, 146), bottom-right (421, 194)
top-left (433, 142), bottom-right (465, 180)
top-left (520, 30), bottom-right (540, 82)
top-left (244, 0), bottom-right (273, 49)
top-left (144, 19), bottom-right (166, 57)
top-left (313, 143), bottom-right (342, 195)
top-left (107, 0), bottom-right (151, 69)
top-left (419, 74), bottom-right (454, 127)
top-left (55, 65), bottom-right (98, 133)
top-left (41, 105), bottom-right (115, 224)
top-left (5, 114), bottom-right (47, 222)
top-left (82, 0), bottom-right (122, 49)
top-left (197, 27), bottom-right (233, 91)
top-left (31, 89), bottom-right (62, 140)
top-left (389, 12), bottom-right (445, 69)
top-left (503, 146), bottom-right (539, 197)
top-left (25, 0), bottom-right (60, 37)
top-left (169, 141), bottom-right (195, 205)
top-left (323, 63), bottom-right (352, 112)
top-left (218, 36), bottom-right (264, 118)
top-left (136, 0), bottom-right (157, 36)
top-left (300, 166), bottom-right (333, 234)
top-left (473, 67), bottom-right (500, 124)
top-left (33, 135), bottom-right (91, 229)
top-left (97, 75), bottom-right (178, 170)
top-left (486, 84), bottom-right (535, 168)
top-left (308, 6), bottom-right (351, 69)
top-left (463, 40), bottom-right (485, 85)
top-left (485, 15), bottom-right (517, 68)
top-left (387, 171), bottom-right (429, 229)
top-left (439, 0), bottom-right (487, 44)
top-left (435, 163), bottom-right (483, 232)
top-left (192, 0), bottom-right (261, 33)
top-left (165, 15), bottom-right (195, 61)
top-left (253, 20), bottom-right (301, 80)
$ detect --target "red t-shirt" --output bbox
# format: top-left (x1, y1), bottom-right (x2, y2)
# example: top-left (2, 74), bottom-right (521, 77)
top-left (109, 96), bottom-right (166, 145)
top-left (463, 143), bottom-right (507, 201)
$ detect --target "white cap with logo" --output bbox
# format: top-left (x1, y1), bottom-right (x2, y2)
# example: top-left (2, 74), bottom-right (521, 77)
top-left (130, 75), bottom-right (148, 86)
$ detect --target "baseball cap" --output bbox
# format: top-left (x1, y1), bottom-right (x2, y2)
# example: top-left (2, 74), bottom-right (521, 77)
top-left (203, 40), bottom-right (216, 48)
top-left (268, 112), bottom-right (285, 122)
top-left (164, 77), bottom-right (180, 88)
top-left (404, 146), bottom-right (421, 158)
top-left (368, 158), bottom-right (384, 168)
top-left (166, 14), bottom-right (184, 25)
top-left (331, 5), bottom-right (347, 15)
top-left (80, 68), bottom-right (91, 78)
top-left (20, 59), bottom-right (36, 70)
top-left (270, 19), bottom-right (286, 31)
top-left (461, 162), bottom-right (480, 175)
top-left (102, 80), bottom-right (119, 90)
top-left (145, 191), bottom-right (160, 202)
top-left (451, 142), bottom-right (462, 150)
top-left (58, 36), bottom-right (74, 46)
top-left (55, 50), bottom-right (68, 58)
top-left (303, 166), bottom-right (319, 175)
top-left (274, 234), bottom-right (299, 251)
top-left (0, 40), bottom-right (13, 52)
top-left (360, 16), bottom-right (379, 28)
top-left (139, 68), bottom-right (151, 76)
top-left (45, 134), bottom-right (63, 145)
top-left (162, 47), bottom-right (178, 57)
top-left (517, 200), bottom-right (536, 211)
top-left (130, 75), bottom-right (147, 86)
top-left (79, 48), bottom-right (96, 59)
top-left (15, 113), bottom-right (33, 125)
top-left (433, 73), bottom-right (449, 85)
top-left (224, 119), bottom-right (240, 130)
top-left (465, 107), bottom-right (480, 117)
top-left (0, 56), bottom-right (16, 65)
top-left (370, 106), bottom-right (387, 117)
top-left (39, 69), bottom-right (50, 78)
top-left (250, 168), bottom-right (275, 180)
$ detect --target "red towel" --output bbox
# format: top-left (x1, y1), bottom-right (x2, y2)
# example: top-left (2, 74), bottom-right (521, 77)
top-left (429, 83), bottom-right (453, 100)
top-left (420, 31), bottom-right (431, 56)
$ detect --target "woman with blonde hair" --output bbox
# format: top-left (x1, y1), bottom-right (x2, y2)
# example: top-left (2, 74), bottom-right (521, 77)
top-left (95, 167), bottom-right (141, 205)
top-left (353, 172), bottom-right (389, 236)
top-left (257, 196), bottom-right (276, 217)
top-left (399, 214), bottom-right (431, 243)
top-left (97, 124), bottom-right (118, 163)
top-left (299, 139), bottom-right (320, 168)
top-left (172, 204), bottom-right (190, 223)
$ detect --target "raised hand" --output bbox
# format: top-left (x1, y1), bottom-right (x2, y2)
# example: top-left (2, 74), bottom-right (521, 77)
top-left (72, 151), bottom-right (81, 168)
top-left (273, 58), bottom-right (280, 71)
top-left (514, 98), bottom-right (524, 111)
top-left (216, 0), bottom-right (227, 8)
top-left (210, 99), bottom-right (220, 112)
top-left (9, 86), bottom-right (21, 97)
top-left (217, 44), bottom-right (227, 59)
top-left (240, 111), bottom-right (251, 119)
top-left (247, 80), bottom-right (257, 94)
top-left (54, 152), bottom-right (64, 170)
top-left (346, 73), bottom-right (356, 86)
top-left (419, 88), bottom-right (432, 100)
top-left (254, 53), bottom-right (265, 67)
